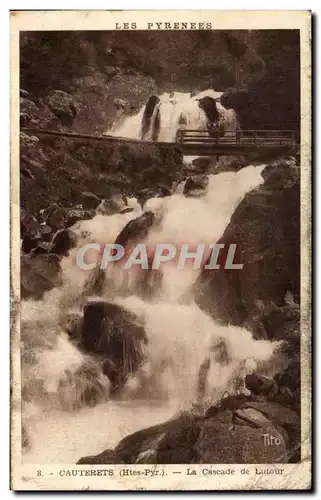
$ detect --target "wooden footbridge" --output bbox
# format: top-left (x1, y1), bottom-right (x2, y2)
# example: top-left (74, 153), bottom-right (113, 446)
top-left (21, 128), bottom-right (299, 156)
top-left (176, 129), bottom-right (298, 156)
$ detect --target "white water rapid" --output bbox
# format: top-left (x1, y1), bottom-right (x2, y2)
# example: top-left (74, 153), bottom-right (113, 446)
top-left (107, 89), bottom-right (237, 141)
top-left (22, 90), bottom-right (281, 464)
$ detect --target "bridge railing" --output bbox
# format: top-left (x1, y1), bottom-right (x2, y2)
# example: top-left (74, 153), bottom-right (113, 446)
top-left (176, 129), bottom-right (298, 148)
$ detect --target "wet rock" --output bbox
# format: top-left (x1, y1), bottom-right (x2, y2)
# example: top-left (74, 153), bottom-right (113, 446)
top-left (210, 156), bottom-right (248, 175)
top-left (120, 207), bottom-right (134, 215)
top-left (96, 195), bottom-right (127, 216)
top-left (198, 96), bottom-right (220, 125)
top-left (156, 415), bottom-right (202, 464)
top-left (21, 253), bottom-right (62, 300)
top-left (191, 156), bottom-right (211, 172)
top-left (205, 394), bottom-right (254, 419)
top-left (113, 423), bottom-right (167, 464)
top-left (64, 312), bottom-right (83, 343)
top-left (137, 189), bottom-right (158, 207)
top-left (183, 175), bottom-right (209, 197)
top-left (114, 211), bottom-right (155, 248)
top-left (51, 228), bottom-right (77, 256)
top-left (157, 185), bottom-right (172, 197)
top-left (245, 373), bottom-right (277, 395)
top-left (80, 191), bottom-right (101, 210)
top-left (58, 358), bottom-right (110, 410)
top-left (114, 414), bottom-right (200, 464)
top-left (78, 414), bottom-right (201, 465)
top-left (47, 90), bottom-right (78, 125)
top-left (77, 449), bottom-right (116, 465)
top-left (80, 301), bottom-right (148, 391)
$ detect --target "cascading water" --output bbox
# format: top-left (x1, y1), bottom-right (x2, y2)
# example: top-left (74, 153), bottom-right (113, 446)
top-left (107, 89), bottom-right (238, 141)
top-left (22, 91), bottom-right (281, 464)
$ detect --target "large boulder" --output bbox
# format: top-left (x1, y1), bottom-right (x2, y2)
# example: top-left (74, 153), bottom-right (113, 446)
top-left (51, 228), bottom-right (77, 256)
top-left (196, 161), bottom-right (300, 330)
top-left (78, 301), bottom-right (148, 392)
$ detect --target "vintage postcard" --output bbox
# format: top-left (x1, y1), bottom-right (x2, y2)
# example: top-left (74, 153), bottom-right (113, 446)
top-left (10, 10), bottom-right (311, 491)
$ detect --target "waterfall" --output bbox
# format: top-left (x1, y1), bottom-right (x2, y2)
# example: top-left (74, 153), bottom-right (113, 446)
top-left (22, 91), bottom-right (279, 464)
top-left (107, 89), bottom-right (238, 142)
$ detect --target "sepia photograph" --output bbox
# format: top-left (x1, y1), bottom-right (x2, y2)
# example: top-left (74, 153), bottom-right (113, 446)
top-left (10, 10), bottom-right (311, 491)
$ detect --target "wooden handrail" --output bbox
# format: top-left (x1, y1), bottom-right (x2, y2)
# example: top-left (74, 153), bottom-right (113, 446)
top-left (21, 126), bottom-right (299, 151)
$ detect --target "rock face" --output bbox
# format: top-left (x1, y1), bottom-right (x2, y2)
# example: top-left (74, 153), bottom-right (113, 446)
top-left (196, 161), bottom-right (300, 330)
top-left (77, 397), bottom-right (300, 464)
